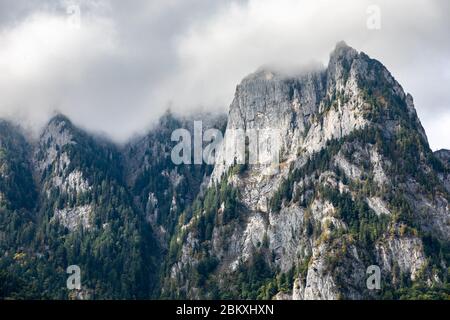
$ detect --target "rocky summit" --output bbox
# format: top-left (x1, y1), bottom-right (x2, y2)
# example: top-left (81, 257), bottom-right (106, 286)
top-left (1, 42), bottom-right (449, 300)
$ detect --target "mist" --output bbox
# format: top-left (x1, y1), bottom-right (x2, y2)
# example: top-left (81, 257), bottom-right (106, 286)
top-left (0, 0), bottom-right (448, 149)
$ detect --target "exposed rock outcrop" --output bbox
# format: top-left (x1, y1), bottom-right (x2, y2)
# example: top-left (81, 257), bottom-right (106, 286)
top-left (165, 42), bottom-right (450, 300)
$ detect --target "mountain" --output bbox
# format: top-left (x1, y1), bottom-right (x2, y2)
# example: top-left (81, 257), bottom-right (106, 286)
top-left (1, 114), bottom-right (161, 298)
top-left (0, 111), bottom-right (226, 299)
top-left (161, 42), bottom-right (450, 300)
top-left (123, 111), bottom-right (227, 246)
top-left (435, 149), bottom-right (450, 194)
top-left (1, 42), bottom-right (449, 300)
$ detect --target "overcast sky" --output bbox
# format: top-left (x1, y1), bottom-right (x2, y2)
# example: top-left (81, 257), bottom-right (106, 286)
top-left (0, 0), bottom-right (448, 149)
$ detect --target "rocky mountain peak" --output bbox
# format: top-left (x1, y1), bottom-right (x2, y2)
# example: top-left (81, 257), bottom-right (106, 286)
top-left (1, 41), bottom-right (449, 300)
top-left (45, 113), bottom-right (74, 132)
top-left (435, 149), bottom-right (450, 166)
top-left (40, 114), bottom-right (76, 148)
top-left (168, 42), bottom-right (450, 300)
top-left (328, 41), bottom-right (359, 65)
top-left (212, 43), bottom-right (381, 183)
top-left (241, 68), bottom-right (280, 83)
top-left (34, 114), bottom-right (76, 175)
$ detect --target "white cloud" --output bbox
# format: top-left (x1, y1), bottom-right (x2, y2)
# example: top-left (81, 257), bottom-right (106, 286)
top-left (0, 8), bottom-right (118, 136)
top-left (0, 0), bottom-right (448, 149)
top-left (163, 0), bottom-right (450, 150)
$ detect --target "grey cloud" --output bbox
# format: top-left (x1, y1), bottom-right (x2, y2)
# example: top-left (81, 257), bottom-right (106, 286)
top-left (0, 0), bottom-right (448, 149)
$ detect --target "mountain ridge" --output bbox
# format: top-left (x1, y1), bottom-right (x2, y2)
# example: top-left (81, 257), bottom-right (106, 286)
top-left (1, 42), bottom-right (449, 300)
top-left (161, 42), bottom-right (450, 300)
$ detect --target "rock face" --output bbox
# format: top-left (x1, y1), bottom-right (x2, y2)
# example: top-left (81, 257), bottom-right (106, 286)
top-left (123, 111), bottom-right (227, 246)
top-left (0, 114), bottom-right (165, 299)
top-left (163, 42), bottom-right (450, 300)
top-left (53, 205), bottom-right (93, 231)
top-left (435, 149), bottom-right (450, 193)
top-left (375, 236), bottom-right (426, 281)
top-left (33, 115), bottom-right (97, 231)
top-left (1, 42), bottom-right (449, 300)
top-left (1, 107), bottom-right (227, 299)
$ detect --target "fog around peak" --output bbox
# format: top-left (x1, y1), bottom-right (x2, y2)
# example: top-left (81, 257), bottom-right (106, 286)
top-left (0, 0), bottom-right (448, 149)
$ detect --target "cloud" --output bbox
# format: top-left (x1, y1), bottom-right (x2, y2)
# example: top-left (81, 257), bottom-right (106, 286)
top-left (0, 0), bottom-right (226, 142)
top-left (0, 0), bottom-right (448, 149)
top-left (0, 1), bottom-right (119, 137)
top-left (165, 0), bottom-right (450, 150)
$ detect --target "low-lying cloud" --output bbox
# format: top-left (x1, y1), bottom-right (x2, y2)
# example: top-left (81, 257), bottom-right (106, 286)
top-left (0, 0), bottom-right (448, 149)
